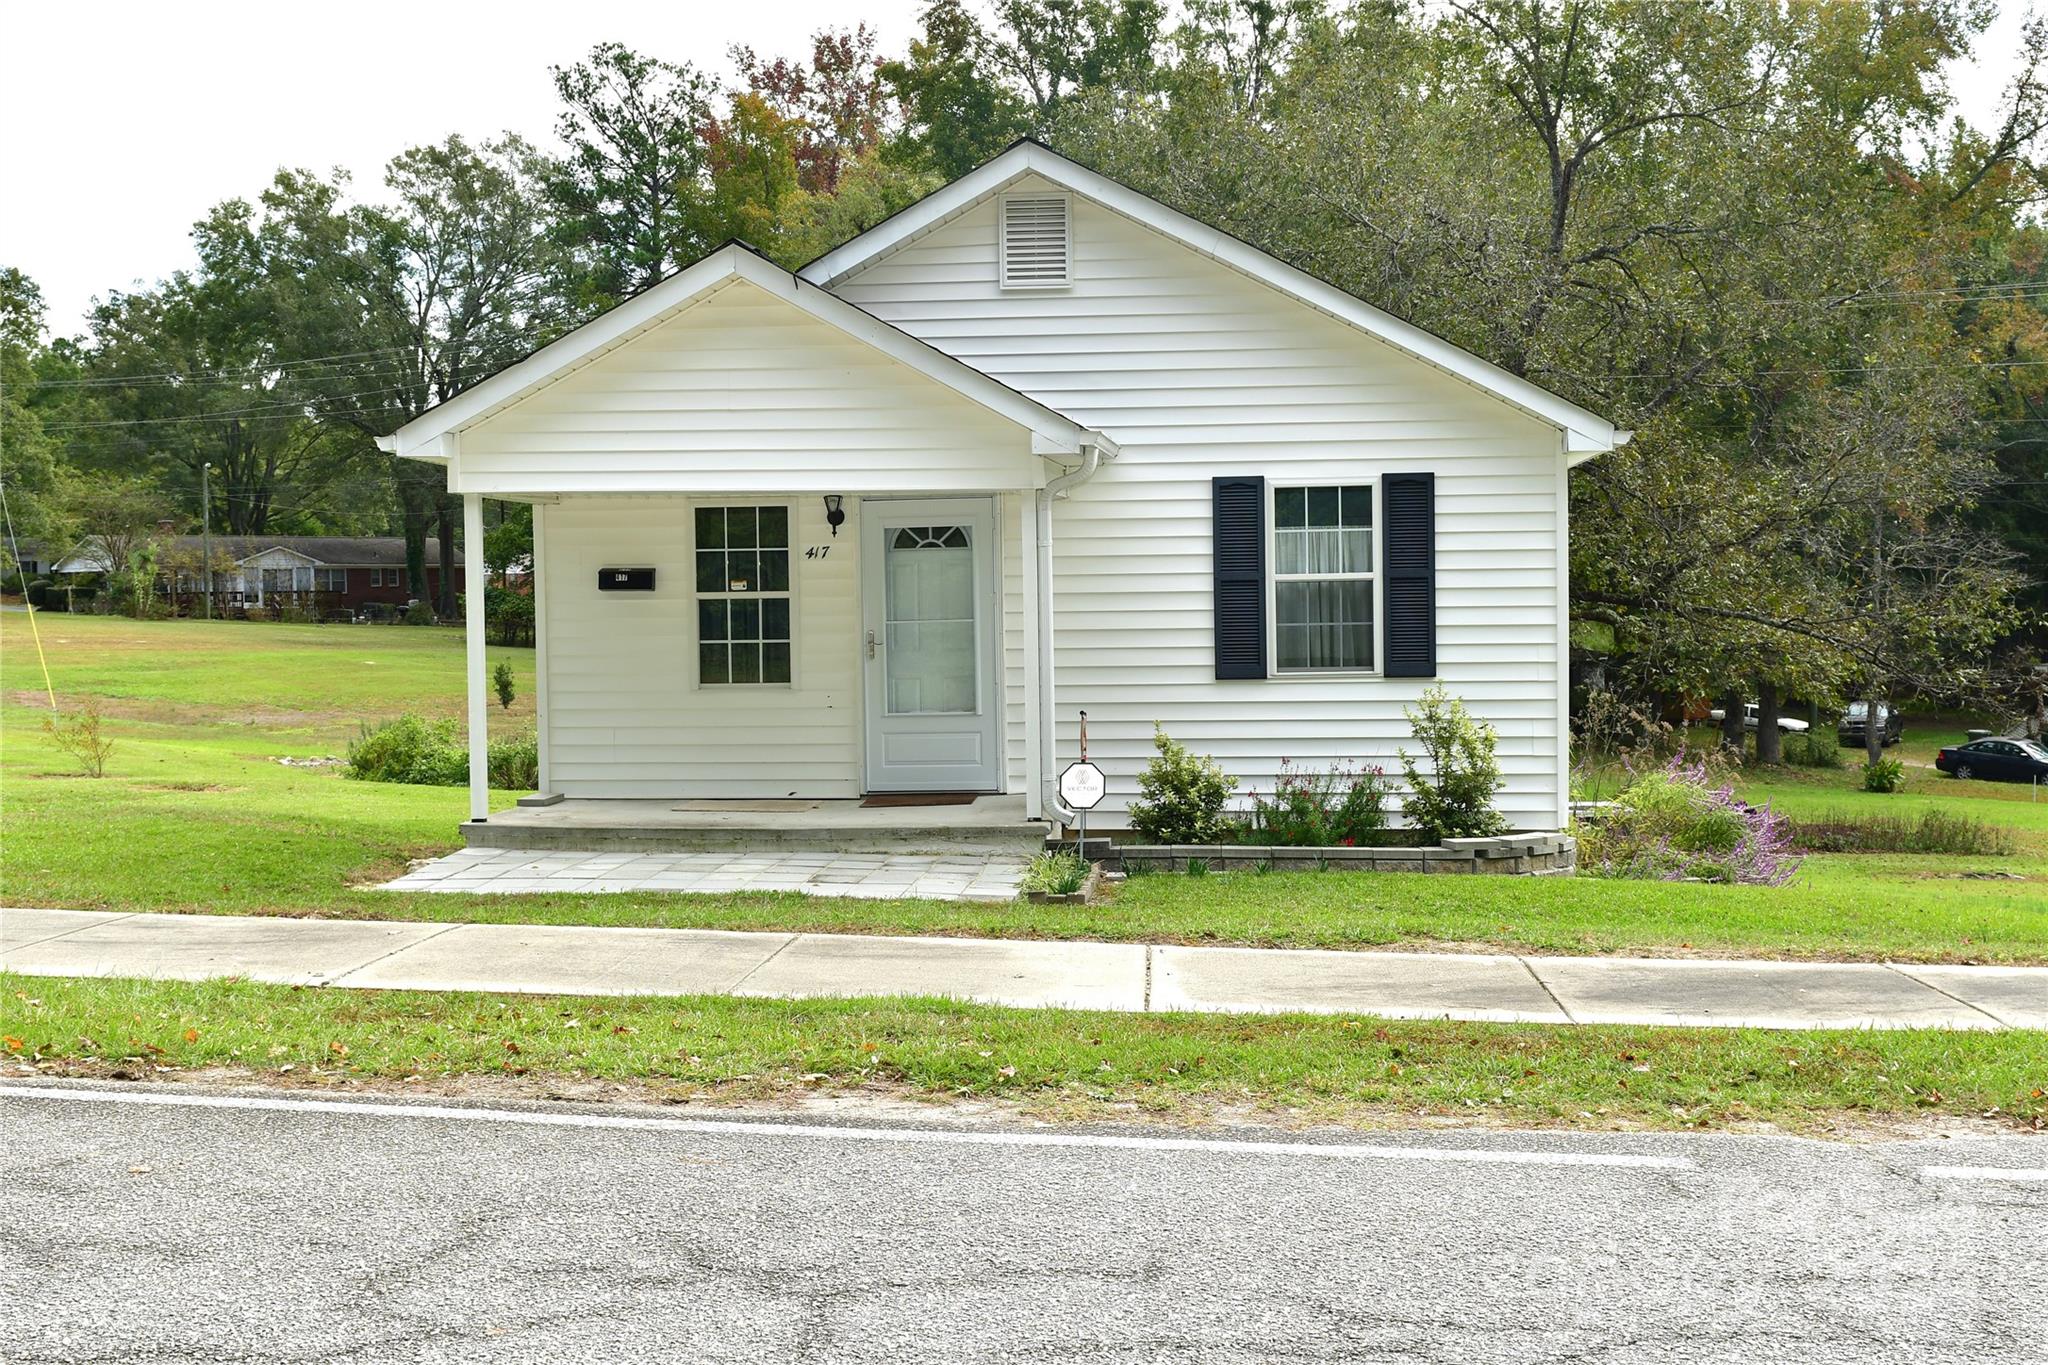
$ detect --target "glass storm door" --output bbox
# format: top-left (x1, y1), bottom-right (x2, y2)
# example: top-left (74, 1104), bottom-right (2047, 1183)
top-left (861, 497), bottom-right (1002, 792)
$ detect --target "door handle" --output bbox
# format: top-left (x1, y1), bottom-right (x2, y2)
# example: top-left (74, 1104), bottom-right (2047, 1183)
top-left (865, 630), bottom-right (878, 659)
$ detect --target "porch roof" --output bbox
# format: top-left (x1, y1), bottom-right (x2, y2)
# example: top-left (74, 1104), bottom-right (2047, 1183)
top-left (377, 243), bottom-right (1110, 466)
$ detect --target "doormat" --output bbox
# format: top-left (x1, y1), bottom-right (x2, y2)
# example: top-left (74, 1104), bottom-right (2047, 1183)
top-left (671, 800), bottom-right (822, 813)
top-left (860, 792), bottom-right (979, 808)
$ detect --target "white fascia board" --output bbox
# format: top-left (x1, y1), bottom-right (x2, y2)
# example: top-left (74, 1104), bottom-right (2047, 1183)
top-left (803, 143), bottom-right (1622, 454)
top-left (239, 546), bottom-right (320, 566)
top-left (384, 244), bottom-right (1088, 461)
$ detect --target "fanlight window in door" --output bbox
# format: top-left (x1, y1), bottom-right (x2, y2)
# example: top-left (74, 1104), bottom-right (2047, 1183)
top-left (884, 525), bottom-right (976, 714)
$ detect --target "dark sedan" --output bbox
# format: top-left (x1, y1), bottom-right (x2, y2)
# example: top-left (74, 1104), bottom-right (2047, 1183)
top-left (1935, 737), bottom-right (2048, 783)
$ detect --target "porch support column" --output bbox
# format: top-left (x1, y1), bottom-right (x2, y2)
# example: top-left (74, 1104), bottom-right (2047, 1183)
top-left (463, 491), bottom-right (489, 822)
top-left (1019, 492), bottom-right (1044, 819)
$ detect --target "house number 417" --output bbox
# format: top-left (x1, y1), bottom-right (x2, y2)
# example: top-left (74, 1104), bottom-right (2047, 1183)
top-left (804, 545), bottom-right (832, 559)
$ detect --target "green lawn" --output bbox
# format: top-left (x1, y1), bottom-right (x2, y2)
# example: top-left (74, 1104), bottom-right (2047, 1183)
top-left (9, 973), bottom-right (2045, 1132)
top-left (4, 612), bottom-right (2045, 963)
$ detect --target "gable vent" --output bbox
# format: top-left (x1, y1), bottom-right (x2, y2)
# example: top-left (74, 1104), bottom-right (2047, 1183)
top-left (1000, 193), bottom-right (1071, 289)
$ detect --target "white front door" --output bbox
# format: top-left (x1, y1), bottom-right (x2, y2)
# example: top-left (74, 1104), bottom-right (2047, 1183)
top-left (861, 497), bottom-right (1002, 793)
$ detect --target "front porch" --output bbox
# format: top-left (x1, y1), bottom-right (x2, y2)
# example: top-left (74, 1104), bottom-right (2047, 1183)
top-left (463, 794), bottom-right (1047, 855)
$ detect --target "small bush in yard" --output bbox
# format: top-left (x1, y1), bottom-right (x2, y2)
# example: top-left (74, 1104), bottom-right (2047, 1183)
top-left (1244, 760), bottom-right (1393, 846)
top-left (1575, 755), bottom-right (1798, 885)
top-left (1400, 685), bottom-right (1509, 840)
top-left (487, 732), bottom-right (540, 790)
top-left (1863, 757), bottom-right (1906, 793)
top-left (347, 715), bottom-right (540, 791)
top-left (346, 715), bottom-right (467, 786)
top-left (1127, 725), bottom-right (1236, 844)
top-left (1022, 850), bottom-right (1089, 895)
top-left (44, 701), bottom-right (114, 778)
top-left (1781, 731), bottom-right (1843, 768)
top-left (492, 660), bottom-right (516, 709)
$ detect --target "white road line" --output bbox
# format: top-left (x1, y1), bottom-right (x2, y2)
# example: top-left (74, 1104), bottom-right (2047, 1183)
top-left (2, 1084), bottom-right (1696, 1171)
top-left (1920, 1165), bottom-right (2048, 1183)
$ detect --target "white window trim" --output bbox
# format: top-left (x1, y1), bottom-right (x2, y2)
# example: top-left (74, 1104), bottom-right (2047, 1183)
top-left (687, 497), bottom-right (800, 691)
top-left (1265, 477), bottom-right (1382, 678)
top-left (998, 190), bottom-right (1073, 291)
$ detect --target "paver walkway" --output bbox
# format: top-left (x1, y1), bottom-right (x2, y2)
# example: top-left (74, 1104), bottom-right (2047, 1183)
top-left (5, 908), bottom-right (2043, 1030)
top-left (377, 847), bottom-right (1029, 902)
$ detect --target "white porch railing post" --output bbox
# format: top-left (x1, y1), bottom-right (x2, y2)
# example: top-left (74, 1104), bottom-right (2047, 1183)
top-left (464, 492), bottom-right (489, 822)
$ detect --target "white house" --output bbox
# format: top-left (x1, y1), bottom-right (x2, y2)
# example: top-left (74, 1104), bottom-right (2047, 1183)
top-left (379, 141), bottom-right (1626, 833)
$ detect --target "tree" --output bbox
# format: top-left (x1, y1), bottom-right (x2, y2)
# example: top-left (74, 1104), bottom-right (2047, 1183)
top-left (58, 472), bottom-right (172, 616)
top-left (262, 138), bottom-right (567, 613)
top-left (77, 204), bottom-right (366, 537)
top-left (544, 43), bottom-right (716, 306)
top-left (883, 0), bottom-right (1033, 178)
top-left (734, 25), bottom-right (893, 194)
top-left (0, 268), bottom-right (68, 545)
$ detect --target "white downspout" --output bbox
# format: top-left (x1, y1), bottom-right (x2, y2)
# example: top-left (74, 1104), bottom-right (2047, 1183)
top-left (1036, 436), bottom-right (1112, 828)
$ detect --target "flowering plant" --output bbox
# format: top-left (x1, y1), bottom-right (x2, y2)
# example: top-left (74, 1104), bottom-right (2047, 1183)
top-left (1242, 759), bottom-right (1393, 847)
top-left (1575, 754), bottom-right (1798, 886)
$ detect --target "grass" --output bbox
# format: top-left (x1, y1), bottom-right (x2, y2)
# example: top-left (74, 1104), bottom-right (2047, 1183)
top-left (4, 613), bottom-right (2046, 963)
top-left (8, 973), bottom-right (2044, 1133)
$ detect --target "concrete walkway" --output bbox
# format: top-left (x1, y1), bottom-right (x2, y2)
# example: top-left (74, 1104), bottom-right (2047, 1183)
top-left (5, 907), bottom-right (2043, 1030)
top-left (377, 846), bottom-right (1029, 902)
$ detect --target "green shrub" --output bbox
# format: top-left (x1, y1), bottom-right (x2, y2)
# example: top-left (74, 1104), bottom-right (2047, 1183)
top-left (1399, 685), bottom-right (1509, 840)
top-left (1574, 756), bottom-right (1798, 885)
top-left (1021, 850), bottom-right (1089, 895)
top-left (346, 714), bottom-right (539, 791)
top-left (1127, 724), bottom-right (1236, 844)
top-left (403, 601), bottom-right (437, 626)
top-left (24, 577), bottom-right (52, 607)
top-left (492, 660), bottom-right (516, 709)
top-left (1792, 809), bottom-right (2016, 856)
top-left (346, 715), bottom-right (467, 786)
top-left (1243, 760), bottom-right (1392, 846)
top-left (486, 585), bottom-right (536, 646)
top-left (1780, 731), bottom-right (1844, 768)
top-left (487, 732), bottom-right (539, 790)
top-left (1862, 757), bottom-right (1906, 793)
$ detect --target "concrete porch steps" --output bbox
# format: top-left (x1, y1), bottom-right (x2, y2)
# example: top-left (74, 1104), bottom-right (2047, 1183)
top-left (462, 796), bottom-right (1050, 856)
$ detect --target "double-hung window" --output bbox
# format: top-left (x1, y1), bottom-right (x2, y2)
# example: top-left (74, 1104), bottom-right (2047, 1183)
top-left (695, 504), bottom-right (792, 685)
top-left (1272, 484), bottom-right (1375, 672)
top-left (315, 568), bottom-right (347, 593)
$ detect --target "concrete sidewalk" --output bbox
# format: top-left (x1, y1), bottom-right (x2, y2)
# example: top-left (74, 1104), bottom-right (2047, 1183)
top-left (3, 907), bottom-right (2043, 1030)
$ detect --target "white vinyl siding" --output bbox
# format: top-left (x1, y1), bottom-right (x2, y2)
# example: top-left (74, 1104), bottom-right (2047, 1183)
top-left (541, 496), bottom-right (861, 798)
top-left (833, 182), bottom-right (1569, 828)
top-left (454, 280), bottom-right (1040, 496)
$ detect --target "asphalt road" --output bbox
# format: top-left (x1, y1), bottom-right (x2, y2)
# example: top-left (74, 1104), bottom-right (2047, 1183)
top-left (2, 1081), bottom-right (2043, 1364)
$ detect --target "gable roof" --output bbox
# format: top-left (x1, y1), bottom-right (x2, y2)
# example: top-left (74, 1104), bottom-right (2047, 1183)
top-left (379, 243), bottom-right (1107, 461)
top-left (801, 140), bottom-right (1626, 459)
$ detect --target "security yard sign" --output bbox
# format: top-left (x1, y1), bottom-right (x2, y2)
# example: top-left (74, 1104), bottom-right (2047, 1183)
top-left (1059, 760), bottom-right (1106, 811)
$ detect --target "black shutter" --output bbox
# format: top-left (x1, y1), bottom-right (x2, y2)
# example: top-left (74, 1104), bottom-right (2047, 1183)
top-left (1212, 475), bottom-right (1266, 679)
top-left (1381, 472), bottom-right (1435, 677)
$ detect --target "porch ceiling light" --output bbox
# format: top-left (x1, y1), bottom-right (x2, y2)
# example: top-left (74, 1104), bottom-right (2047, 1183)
top-left (823, 495), bottom-right (845, 536)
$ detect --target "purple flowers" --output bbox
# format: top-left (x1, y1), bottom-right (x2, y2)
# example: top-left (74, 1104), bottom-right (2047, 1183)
top-left (1577, 753), bottom-right (1800, 886)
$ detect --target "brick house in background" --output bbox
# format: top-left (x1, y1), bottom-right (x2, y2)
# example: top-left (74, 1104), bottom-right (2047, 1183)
top-left (52, 535), bottom-right (463, 615)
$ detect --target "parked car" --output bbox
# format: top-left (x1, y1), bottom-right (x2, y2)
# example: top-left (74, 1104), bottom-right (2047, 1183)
top-left (1935, 737), bottom-right (2048, 783)
top-left (1837, 702), bottom-right (1904, 748)
top-left (1707, 703), bottom-right (1810, 734)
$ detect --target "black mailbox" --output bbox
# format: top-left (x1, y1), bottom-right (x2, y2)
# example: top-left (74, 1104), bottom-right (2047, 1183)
top-left (598, 567), bottom-right (656, 591)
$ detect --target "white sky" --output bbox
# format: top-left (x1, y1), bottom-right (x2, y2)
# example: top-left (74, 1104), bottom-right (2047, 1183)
top-left (1, 0), bottom-right (2032, 338)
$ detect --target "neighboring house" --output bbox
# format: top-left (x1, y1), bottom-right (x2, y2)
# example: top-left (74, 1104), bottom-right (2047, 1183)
top-left (52, 535), bottom-right (459, 611)
top-left (4, 539), bottom-right (47, 579)
top-left (380, 141), bottom-right (1626, 830)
